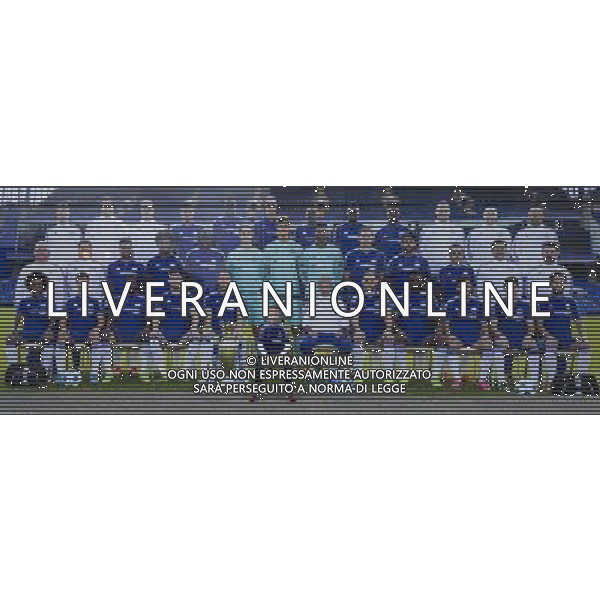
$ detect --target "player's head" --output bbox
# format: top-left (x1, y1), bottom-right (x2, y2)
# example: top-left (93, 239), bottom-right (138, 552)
top-left (313, 188), bottom-right (329, 219)
top-left (197, 229), bottom-right (213, 249)
top-left (315, 222), bottom-right (330, 246)
top-left (435, 202), bottom-right (451, 222)
top-left (347, 206), bottom-right (360, 222)
top-left (56, 203), bottom-right (70, 223)
top-left (359, 225), bottom-right (374, 248)
top-left (218, 271), bottom-right (231, 291)
top-left (504, 276), bottom-right (520, 300)
top-left (100, 198), bottom-right (115, 218)
top-left (156, 231), bottom-right (172, 254)
top-left (528, 206), bottom-right (545, 226)
top-left (75, 272), bottom-right (90, 290)
top-left (491, 239), bottom-right (507, 259)
top-left (140, 203), bottom-right (155, 221)
top-left (402, 233), bottom-right (418, 253)
top-left (181, 204), bottom-right (194, 223)
top-left (387, 206), bottom-right (399, 223)
top-left (265, 197), bottom-right (278, 218)
top-left (33, 241), bottom-right (49, 263)
top-left (168, 269), bottom-right (184, 292)
top-left (408, 271), bottom-right (426, 291)
top-left (276, 216), bottom-right (291, 240)
top-left (119, 238), bottom-right (134, 260)
top-left (363, 270), bottom-right (378, 292)
top-left (78, 240), bottom-right (93, 260)
top-left (550, 272), bottom-right (566, 294)
top-left (483, 207), bottom-right (498, 224)
top-left (305, 207), bottom-right (317, 225)
top-left (449, 244), bottom-right (464, 264)
top-left (543, 241), bottom-right (559, 263)
top-left (26, 271), bottom-right (47, 295)
top-left (239, 225), bottom-right (254, 247)
top-left (456, 276), bottom-right (473, 296)
top-left (268, 305), bottom-right (281, 322)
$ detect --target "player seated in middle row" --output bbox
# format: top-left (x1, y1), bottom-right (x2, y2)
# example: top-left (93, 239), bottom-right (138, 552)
top-left (536, 272), bottom-right (592, 393)
top-left (298, 280), bottom-right (353, 356)
top-left (438, 244), bottom-right (476, 302)
top-left (442, 278), bottom-right (507, 390)
top-left (143, 270), bottom-right (216, 379)
top-left (64, 271), bottom-right (113, 384)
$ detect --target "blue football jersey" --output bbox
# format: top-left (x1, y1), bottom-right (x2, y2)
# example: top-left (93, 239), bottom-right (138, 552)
top-left (335, 222), bottom-right (363, 255)
top-left (159, 292), bottom-right (192, 342)
top-left (114, 294), bottom-right (147, 343)
top-left (65, 295), bottom-right (103, 342)
top-left (145, 254), bottom-right (183, 284)
top-left (386, 253), bottom-right (430, 294)
top-left (397, 292), bottom-right (438, 344)
top-left (253, 218), bottom-right (277, 250)
top-left (543, 294), bottom-right (579, 342)
top-left (106, 259), bottom-right (146, 295)
top-left (204, 292), bottom-right (239, 336)
top-left (345, 249), bottom-right (386, 282)
top-left (295, 225), bottom-right (316, 249)
top-left (438, 264), bottom-right (476, 300)
top-left (495, 300), bottom-right (530, 346)
top-left (213, 217), bottom-right (240, 254)
top-left (446, 296), bottom-right (485, 345)
top-left (18, 295), bottom-right (50, 341)
top-left (184, 248), bottom-right (225, 293)
top-left (171, 224), bottom-right (202, 258)
top-left (374, 223), bottom-right (411, 260)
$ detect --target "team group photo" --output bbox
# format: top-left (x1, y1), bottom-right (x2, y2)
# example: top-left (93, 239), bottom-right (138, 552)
top-left (1, 185), bottom-right (598, 397)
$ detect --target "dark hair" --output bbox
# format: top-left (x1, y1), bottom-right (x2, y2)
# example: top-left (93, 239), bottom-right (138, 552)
top-left (25, 271), bottom-right (48, 288)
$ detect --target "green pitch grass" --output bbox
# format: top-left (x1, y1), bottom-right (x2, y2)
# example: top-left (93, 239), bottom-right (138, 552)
top-left (0, 306), bottom-right (599, 394)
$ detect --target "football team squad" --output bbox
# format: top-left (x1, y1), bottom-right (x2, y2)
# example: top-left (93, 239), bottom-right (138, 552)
top-left (4, 192), bottom-right (594, 395)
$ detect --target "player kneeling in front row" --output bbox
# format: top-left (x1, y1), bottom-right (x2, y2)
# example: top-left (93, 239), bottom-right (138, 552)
top-left (442, 278), bottom-right (507, 390)
top-left (298, 280), bottom-right (353, 357)
top-left (538, 272), bottom-right (595, 395)
top-left (143, 270), bottom-right (216, 379)
top-left (5, 272), bottom-right (64, 384)
top-left (394, 272), bottom-right (447, 387)
top-left (64, 272), bottom-right (113, 384)
top-left (345, 271), bottom-right (405, 370)
top-left (491, 277), bottom-right (542, 394)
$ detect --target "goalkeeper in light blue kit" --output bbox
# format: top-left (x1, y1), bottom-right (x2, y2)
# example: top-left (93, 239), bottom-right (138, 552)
top-left (226, 224), bottom-right (265, 327)
top-left (263, 217), bottom-right (304, 327)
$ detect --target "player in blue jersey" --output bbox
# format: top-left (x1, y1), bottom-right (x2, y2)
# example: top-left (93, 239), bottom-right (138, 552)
top-left (106, 239), bottom-right (146, 296)
top-left (345, 226), bottom-right (386, 283)
top-left (394, 272), bottom-right (447, 385)
top-left (142, 270), bottom-right (210, 377)
top-left (203, 272), bottom-right (241, 337)
top-left (110, 278), bottom-right (149, 379)
top-left (490, 277), bottom-right (541, 393)
top-left (5, 271), bottom-right (66, 383)
top-left (343, 272), bottom-right (401, 370)
top-left (184, 230), bottom-right (225, 294)
top-left (253, 197), bottom-right (278, 250)
top-left (373, 206), bottom-right (411, 261)
top-left (442, 278), bottom-right (501, 390)
top-left (213, 215), bottom-right (240, 255)
top-left (385, 233), bottom-right (431, 296)
top-left (335, 206), bottom-right (363, 255)
top-left (295, 207), bottom-right (317, 249)
top-left (64, 271), bottom-right (112, 383)
top-left (145, 231), bottom-right (183, 284)
top-left (438, 244), bottom-right (476, 301)
top-left (538, 272), bottom-right (591, 391)
top-left (171, 204), bottom-right (202, 259)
